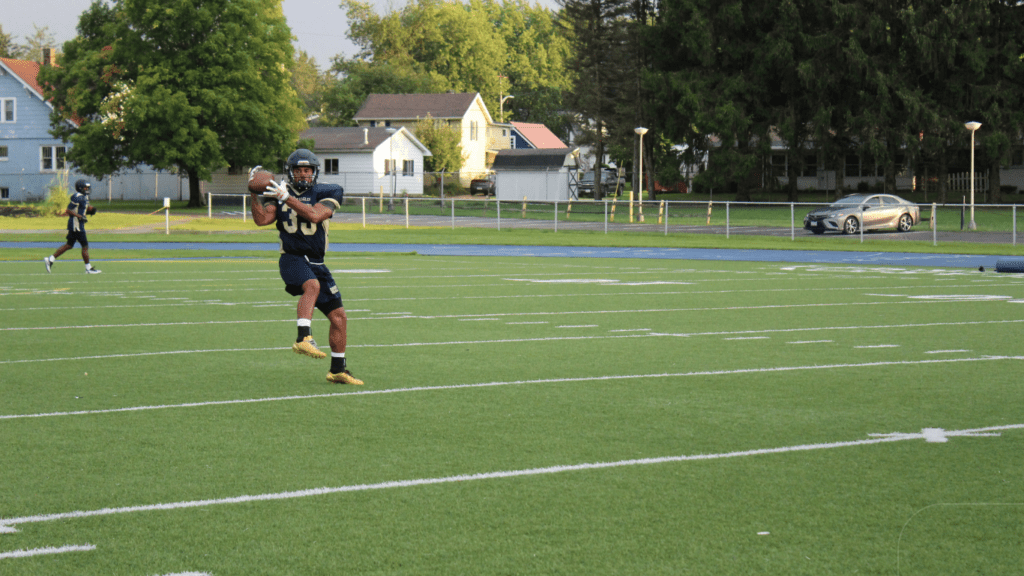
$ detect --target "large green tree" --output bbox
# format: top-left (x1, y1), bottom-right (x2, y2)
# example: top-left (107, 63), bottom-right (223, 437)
top-left (559, 0), bottom-right (631, 200)
top-left (325, 0), bottom-right (572, 135)
top-left (40, 0), bottom-right (305, 207)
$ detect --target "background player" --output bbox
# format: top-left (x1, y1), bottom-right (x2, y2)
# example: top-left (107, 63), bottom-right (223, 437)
top-left (44, 179), bottom-right (101, 274)
top-left (248, 149), bottom-right (363, 385)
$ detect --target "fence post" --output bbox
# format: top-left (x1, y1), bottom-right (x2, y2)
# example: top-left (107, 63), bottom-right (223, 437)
top-left (405, 196), bottom-right (409, 228)
top-left (726, 202), bottom-right (730, 239)
top-left (497, 199), bottom-right (501, 231)
top-left (791, 203), bottom-right (795, 241)
top-left (1014, 205), bottom-right (1017, 246)
top-left (554, 201), bottom-right (558, 232)
top-left (932, 202), bottom-right (937, 246)
top-left (208, 193), bottom-right (212, 219)
top-left (242, 195), bottom-right (246, 223)
top-left (604, 200), bottom-right (608, 234)
top-left (451, 198), bottom-right (455, 230)
top-left (362, 197), bottom-right (366, 228)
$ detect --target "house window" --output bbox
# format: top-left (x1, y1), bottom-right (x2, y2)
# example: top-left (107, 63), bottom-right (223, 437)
top-left (370, 121), bottom-right (377, 127)
top-left (845, 154), bottom-right (861, 178)
top-left (41, 146), bottom-right (66, 171)
top-left (802, 154), bottom-right (817, 177)
top-left (511, 135), bottom-right (517, 148)
top-left (324, 158), bottom-right (339, 175)
top-left (771, 154), bottom-right (787, 173)
top-left (470, 121), bottom-right (478, 141)
top-left (384, 159), bottom-right (391, 175)
top-left (0, 145), bottom-right (8, 160)
top-left (0, 187), bottom-right (8, 199)
top-left (402, 160), bottom-right (414, 176)
top-left (1, 98), bottom-right (14, 123)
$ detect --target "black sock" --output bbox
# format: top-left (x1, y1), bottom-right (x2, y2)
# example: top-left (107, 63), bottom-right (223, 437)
top-left (297, 326), bottom-right (311, 342)
top-left (330, 356), bottom-right (347, 374)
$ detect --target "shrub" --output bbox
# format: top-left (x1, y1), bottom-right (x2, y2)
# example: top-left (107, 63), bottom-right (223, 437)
top-left (38, 170), bottom-right (71, 216)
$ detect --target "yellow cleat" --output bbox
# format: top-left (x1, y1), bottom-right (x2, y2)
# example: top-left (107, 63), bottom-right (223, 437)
top-left (326, 370), bottom-right (364, 385)
top-left (292, 336), bottom-right (326, 359)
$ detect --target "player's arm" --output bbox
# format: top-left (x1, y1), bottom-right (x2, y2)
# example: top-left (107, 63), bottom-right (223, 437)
top-left (250, 193), bottom-right (277, 226)
top-left (283, 196), bottom-right (334, 224)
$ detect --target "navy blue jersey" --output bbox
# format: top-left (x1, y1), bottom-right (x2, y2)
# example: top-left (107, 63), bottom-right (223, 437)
top-left (66, 192), bottom-right (89, 232)
top-left (262, 183), bottom-right (344, 260)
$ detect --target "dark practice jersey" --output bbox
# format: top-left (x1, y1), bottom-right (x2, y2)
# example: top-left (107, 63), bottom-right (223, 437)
top-left (66, 192), bottom-right (90, 232)
top-left (262, 183), bottom-right (344, 260)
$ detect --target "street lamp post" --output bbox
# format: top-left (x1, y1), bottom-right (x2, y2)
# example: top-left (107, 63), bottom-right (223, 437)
top-left (386, 127), bottom-right (398, 211)
top-left (500, 95), bottom-right (514, 123)
top-left (965, 121), bottom-right (981, 231)
top-left (634, 127), bottom-right (648, 224)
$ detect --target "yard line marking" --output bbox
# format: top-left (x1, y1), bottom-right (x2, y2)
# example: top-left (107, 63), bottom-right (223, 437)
top-left (924, 349), bottom-right (970, 354)
top-left (855, 345), bottom-right (901, 349)
top-left (609, 328), bottom-right (651, 332)
top-left (3, 356), bottom-right (1023, 421)
top-left (1, 319), bottom-right (291, 331)
top-left (459, 318), bottom-right (502, 322)
top-left (557, 325), bottom-right (598, 329)
top-left (1, 424), bottom-right (1020, 532)
top-left (0, 544), bottom-right (95, 559)
top-left (724, 336), bottom-right (769, 341)
top-left (507, 321), bottom-right (548, 325)
top-left (788, 340), bottom-right (833, 344)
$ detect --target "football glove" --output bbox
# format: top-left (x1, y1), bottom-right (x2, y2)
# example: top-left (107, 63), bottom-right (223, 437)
top-left (264, 179), bottom-right (290, 201)
top-left (248, 165), bottom-right (263, 179)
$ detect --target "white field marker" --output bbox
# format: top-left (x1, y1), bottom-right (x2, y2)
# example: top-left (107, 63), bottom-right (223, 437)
top-left (0, 424), bottom-right (1019, 534)
top-left (0, 544), bottom-right (95, 559)
top-left (3, 355), bottom-right (1024, 422)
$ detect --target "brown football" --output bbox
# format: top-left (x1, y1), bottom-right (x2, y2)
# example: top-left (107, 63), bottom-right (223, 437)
top-left (86, 205), bottom-right (97, 216)
top-left (247, 170), bottom-right (274, 194)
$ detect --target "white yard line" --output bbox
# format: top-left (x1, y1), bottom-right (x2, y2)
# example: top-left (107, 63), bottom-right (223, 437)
top-left (3, 355), bottom-right (1022, 422)
top-left (0, 544), bottom-right (95, 559)
top-left (2, 423), bottom-right (1020, 533)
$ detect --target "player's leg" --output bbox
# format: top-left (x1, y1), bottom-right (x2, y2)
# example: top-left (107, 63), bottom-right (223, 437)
top-left (82, 243), bottom-right (101, 274)
top-left (280, 254), bottom-right (326, 359)
top-left (45, 237), bottom-right (74, 271)
top-left (324, 305), bottom-right (362, 385)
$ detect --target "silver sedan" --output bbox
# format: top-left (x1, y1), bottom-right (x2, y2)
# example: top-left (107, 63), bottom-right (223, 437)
top-left (803, 193), bottom-right (921, 235)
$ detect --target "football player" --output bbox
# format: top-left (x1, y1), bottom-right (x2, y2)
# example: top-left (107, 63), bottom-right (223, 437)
top-left (44, 179), bottom-right (101, 274)
top-left (248, 149), bottom-right (363, 385)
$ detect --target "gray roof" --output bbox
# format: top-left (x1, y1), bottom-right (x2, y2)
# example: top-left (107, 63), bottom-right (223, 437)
top-left (300, 127), bottom-right (392, 152)
top-left (353, 93), bottom-right (480, 121)
top-left (491, 148), bottom-right (577, 170)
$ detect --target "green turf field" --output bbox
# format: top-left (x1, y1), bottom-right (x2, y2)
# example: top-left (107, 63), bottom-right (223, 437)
top-left (2, 253), bottom-right (1023, 575)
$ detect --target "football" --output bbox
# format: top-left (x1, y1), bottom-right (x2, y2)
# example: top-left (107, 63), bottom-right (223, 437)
top-left (248, 170), bottom-right (274, 194)
top-left (86, 205), bottom-right (97, 216)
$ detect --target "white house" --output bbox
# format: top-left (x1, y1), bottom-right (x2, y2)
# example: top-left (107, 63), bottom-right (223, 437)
top-left (352, 92), bottom-right (510, 185)
top-left (299, 126), bottom-right (432, 196)
top-left (0, 54), bottom-right (182, 203)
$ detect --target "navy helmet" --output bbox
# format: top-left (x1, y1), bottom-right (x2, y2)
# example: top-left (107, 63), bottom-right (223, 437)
top-left (286, 149), bottom-right (320, 192)
top-left (75, 179), bottom-right (92, 194)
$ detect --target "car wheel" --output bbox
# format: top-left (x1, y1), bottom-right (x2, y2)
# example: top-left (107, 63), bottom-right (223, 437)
top-left (897, 213), bottom-right (912, 232)
top-left (843, 216), bottom-right (859, 235)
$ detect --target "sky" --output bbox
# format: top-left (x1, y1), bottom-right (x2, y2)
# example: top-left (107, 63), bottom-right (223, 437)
top-left (4, 0), bottom-right (560, 71)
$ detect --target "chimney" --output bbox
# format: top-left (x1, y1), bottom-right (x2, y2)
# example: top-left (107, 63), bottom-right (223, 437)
top-left (363, 128), bottom-right (368, 145)
top-left (42, 47), bottom-right (55, 66)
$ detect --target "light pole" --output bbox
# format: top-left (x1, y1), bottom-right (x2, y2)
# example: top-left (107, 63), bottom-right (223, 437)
top-left (965, 121), bottom-right (981, 230)
top-left (634, 127), bottom-right (648, 224)
top-left (500, 95), bottom-right (514, 123)
top-left (386, 127), bottom-right (397, 211)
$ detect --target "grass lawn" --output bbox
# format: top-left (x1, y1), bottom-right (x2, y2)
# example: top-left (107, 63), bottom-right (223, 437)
top-left (1, 251), bottom-right (1022, 575)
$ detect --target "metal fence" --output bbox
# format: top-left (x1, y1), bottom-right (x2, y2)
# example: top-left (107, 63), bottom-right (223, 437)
top-left (205, 196), bottom-right (1023, 247)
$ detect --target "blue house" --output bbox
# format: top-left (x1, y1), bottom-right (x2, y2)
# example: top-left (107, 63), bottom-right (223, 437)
top-left (1, 54), bottom-right (181, 203)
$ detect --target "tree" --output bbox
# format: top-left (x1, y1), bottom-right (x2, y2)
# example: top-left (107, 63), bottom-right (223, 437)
top-left (559, 0), bottom-right (631, 200)
top-left (40, 0), bottom-right (305, 207)
top-left (414, 115), bottom-right (464, 173)
top-left (0, 25), bottom-right (16, 58)
top-left (332, 0), bottom-right (571, 133)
